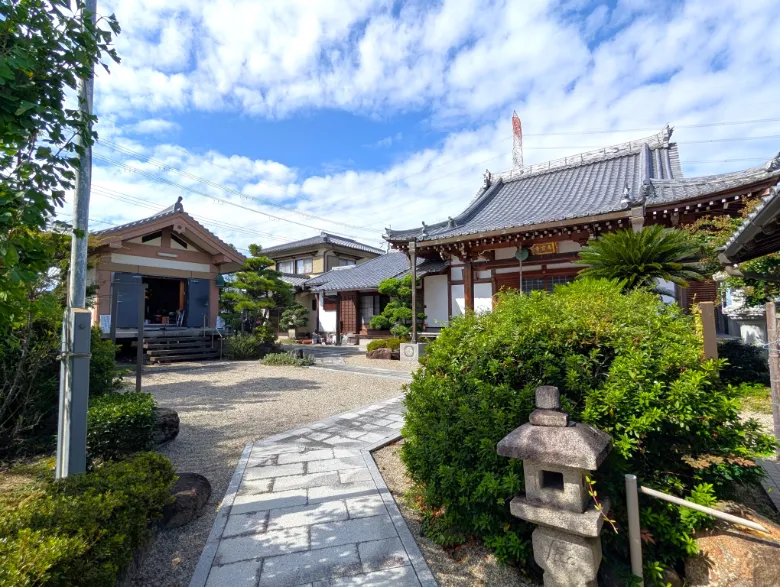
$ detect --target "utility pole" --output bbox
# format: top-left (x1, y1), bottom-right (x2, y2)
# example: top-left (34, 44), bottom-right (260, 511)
top-left (56, 0), bottom-right (97, 479)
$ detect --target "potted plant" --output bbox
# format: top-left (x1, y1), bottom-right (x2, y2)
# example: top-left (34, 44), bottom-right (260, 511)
top-left (281, 302), bottom-right (309, 340)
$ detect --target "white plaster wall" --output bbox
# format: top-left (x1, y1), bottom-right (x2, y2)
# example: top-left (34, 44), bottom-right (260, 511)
top-left (451, 266), bottom-right (464, 281)
top-left (474, 282), bottom-right (493, 314)
top-left (558, 240), bottom-right (582, 253)
top-left (451, 284), bottom-right (465, 317)
top-left (495, 247), bottom-right (517, 260)
top-left (424, 275), bottom-right (449, 327)
top-left (477, 270), bottom-right (491, 279)
top-left (656, 278), bottom-right (676, 305)
top-left (318, 293), bottom-right (337, 333)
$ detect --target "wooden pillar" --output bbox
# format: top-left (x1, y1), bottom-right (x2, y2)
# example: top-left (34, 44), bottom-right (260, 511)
top-left (464, 259), bottom-right (474, 311)
top-left (335, 292), bottom-right (341, 346)
top-left (766, 302), bottom-right (780, 458)
top-left (699, 302), bottom-right (718, 360)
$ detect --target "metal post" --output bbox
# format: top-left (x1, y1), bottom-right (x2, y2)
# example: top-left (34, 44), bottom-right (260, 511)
top-left (410, 240), bottom-right (417, 343)
top-left (136, 284), bottom-right (145, 392)
top-left (55, 309), bottom-right (92, 479)
top-left (625, 474), bottom-right (644, 585)
top-left (767, 302), bottom-right (780, 458)
top-left (56, 0), bottom-right (97, 480)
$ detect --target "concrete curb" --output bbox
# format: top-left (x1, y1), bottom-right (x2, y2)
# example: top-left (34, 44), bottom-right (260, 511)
top-left (361, 437), bottom-right (439, 587)
top-left (188, 443), bottom-right (252, 587)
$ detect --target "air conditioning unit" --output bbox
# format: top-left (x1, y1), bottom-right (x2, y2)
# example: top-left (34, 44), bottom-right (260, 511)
top-left (400, 342), bottom-right (427, 363)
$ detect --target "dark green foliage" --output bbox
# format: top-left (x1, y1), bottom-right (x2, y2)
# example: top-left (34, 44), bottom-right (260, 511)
top-left (366, 337), bottom-right (404, 353)
top-left (718, 338), bottom-right (770, 385)
top-left (0, 452), bottom-right (175, 587)
top-left (224, 331), bottom-right (277, 360)
top-left (261, 352), bottom-right (314, 367)
top-left (402, 280), bottom-right (774, 570)
top-left (281, 302), bottom-right (309, 329)
top-left (87, 393), bottom-right (156, 463)
top-left (220, 244), bottom-right (293, 332)
top-left (88, 327), bottom-right (124, 396)
top-left (0, 0), bottom-right (119, 331)
top-left (369, 275), bottom-right (422, 338)
top-left (577, 225), bottom-right (708, 291)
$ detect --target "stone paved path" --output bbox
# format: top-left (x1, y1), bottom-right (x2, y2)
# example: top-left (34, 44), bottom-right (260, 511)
top-left (759, 458), bottom-right (780, 511)
top-left (189, 396), bottom-right (436, 587)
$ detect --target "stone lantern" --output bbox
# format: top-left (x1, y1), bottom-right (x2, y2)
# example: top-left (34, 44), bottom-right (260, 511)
top-left (497, 386), bottom-right (612, 587)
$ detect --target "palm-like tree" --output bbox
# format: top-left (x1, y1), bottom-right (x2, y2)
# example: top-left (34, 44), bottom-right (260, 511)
top-left (577, 225), bottom-right (708, 290)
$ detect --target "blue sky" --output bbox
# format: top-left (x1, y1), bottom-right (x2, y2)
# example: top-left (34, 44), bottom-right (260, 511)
top-left (75, 0), bottom-right (780, 252)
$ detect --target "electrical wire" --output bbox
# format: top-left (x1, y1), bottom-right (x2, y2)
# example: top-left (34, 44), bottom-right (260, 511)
top-left (97, 139), bottom-right (377, 234)
top-left (91, 152), bottom-right (385, 241)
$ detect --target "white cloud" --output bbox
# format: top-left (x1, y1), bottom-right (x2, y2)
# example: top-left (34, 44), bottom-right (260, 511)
top-left (74, 0), bottom-right (780, 254)
top-left (128, 119), bottom-right (180, 135)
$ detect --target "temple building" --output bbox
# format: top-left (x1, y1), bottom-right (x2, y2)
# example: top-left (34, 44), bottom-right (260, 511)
top-left (383, 126), bottom-right (780, 335)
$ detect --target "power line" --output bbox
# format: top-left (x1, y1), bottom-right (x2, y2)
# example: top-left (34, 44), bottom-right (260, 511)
top-left (97, 139), bottom-right (377, 234)
top-left (90, 184), bottom-right (288, 241)
top-left (91, 153), bottom-right (385, 241)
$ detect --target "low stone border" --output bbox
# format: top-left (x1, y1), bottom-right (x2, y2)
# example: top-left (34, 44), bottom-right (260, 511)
top-left (361, 437), bottom-right (438, 587)
top-left (189, 443), bottom-right (252, 587)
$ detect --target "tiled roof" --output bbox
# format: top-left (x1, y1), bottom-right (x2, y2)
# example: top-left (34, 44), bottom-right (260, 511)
top-left (92, 209), bottom-right (178, 235)
top-left (92, 205), bottom-right (246, 264)
top-left (305, 252), bottom-right (448, 292)
top-left (385, 126), bottom-right (780, 243)
top-left (261, 232), bottom-right (384, 256)
top-left (279, 272), bottom-right (310, 287)
top-left (722, 182), bottom-right (780, 262)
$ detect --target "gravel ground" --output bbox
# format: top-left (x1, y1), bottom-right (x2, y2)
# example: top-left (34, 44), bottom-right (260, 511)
top-left (344, 354), bottom-right (420, 373)
top-left (124, 361), bottom-right (406, 587)
top-left (373, 442), bottom-right (537, 587)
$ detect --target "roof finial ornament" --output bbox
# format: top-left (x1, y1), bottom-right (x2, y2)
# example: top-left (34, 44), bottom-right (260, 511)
top-left (641, 178), bottom-right (655, 201)
top-left (765, 152), bottom-right (780, 173)
top-left (661, 123), bottom-right (674, 145)
top-left (483, 169), bottom-right (492, 189)
top-left (621, 182), bottom-right (632, 205)
top-left (173, 196), bottom-right (184, 213)
top-left (446, 216), bottom-right (456, 229)
top-left (421, 221), bottom-right (429, 237)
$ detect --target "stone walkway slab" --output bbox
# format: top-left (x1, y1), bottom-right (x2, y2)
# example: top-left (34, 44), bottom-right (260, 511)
top-left (758, 457), bottom-right (780, 511)
top-left (190, 396), bottom-right (436, 587)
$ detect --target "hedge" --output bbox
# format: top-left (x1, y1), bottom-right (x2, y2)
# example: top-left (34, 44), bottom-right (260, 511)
top-left (0, 452), bottom-right (176, 587)
top-left (366, 337), bottom-right (404, 353)
top-left (87, 392), bottom-right (156, 463)
top-left (402, 279), bottom-right (774, 575)
top-left (718, 338), bottom-right (770, 386)
top-left (261, 352), bottom-right (314, 367)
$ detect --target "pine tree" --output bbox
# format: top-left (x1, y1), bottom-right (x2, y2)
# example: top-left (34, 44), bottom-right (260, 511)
top-left (220, 244), bottom-right (293, 334)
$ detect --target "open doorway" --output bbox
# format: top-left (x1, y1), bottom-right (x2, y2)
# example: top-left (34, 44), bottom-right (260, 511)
top-left (142, 276), bottom-right (185, 325)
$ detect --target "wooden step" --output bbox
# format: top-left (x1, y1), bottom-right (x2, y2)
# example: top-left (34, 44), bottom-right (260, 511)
top-left (143, 340), bottom-right (209, 350)
top-left (146, 347), bottom-right (214, 358)
top-left (149, 351), bottom-right (219, 364)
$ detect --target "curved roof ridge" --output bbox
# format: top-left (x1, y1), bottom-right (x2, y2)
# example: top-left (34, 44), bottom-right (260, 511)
top-left (493, 126), bottom-right (673, 185)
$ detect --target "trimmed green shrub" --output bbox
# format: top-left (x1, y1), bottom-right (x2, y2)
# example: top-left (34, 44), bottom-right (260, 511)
top-left (402, 280), bottom-right (774, 572)
top-left (0, 452), bottom-right (175, 587)
top-left (366, 337), bottom-right (404, 353)
top-left (87, 393), bottom-right (156, 463)
top-left (261, 352), bottom-right (314, 367)
top-left (718, 338), bottom-right (770, 385)
top-left (224, 331), bottom-right (277, 360)
top-left (89, 327), bottom-right (125, 396)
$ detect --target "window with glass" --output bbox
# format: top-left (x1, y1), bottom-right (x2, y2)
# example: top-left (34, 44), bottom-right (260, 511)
top-left (295, 258), bottom-right (313, 274)
top-left (338, 258), bottom-right (356, 267)
top-left (521, 278), bottom-right (545, 293)
top-left (360, 295), bottom-right (379, 329)
top-left (277, 261), bottom-right (293, 273)
top-left (546, 275), bottom-right (575, 291)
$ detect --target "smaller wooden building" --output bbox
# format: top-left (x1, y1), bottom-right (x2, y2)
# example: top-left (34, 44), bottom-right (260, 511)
top-left (89, 199), bottom-right (245, 336)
